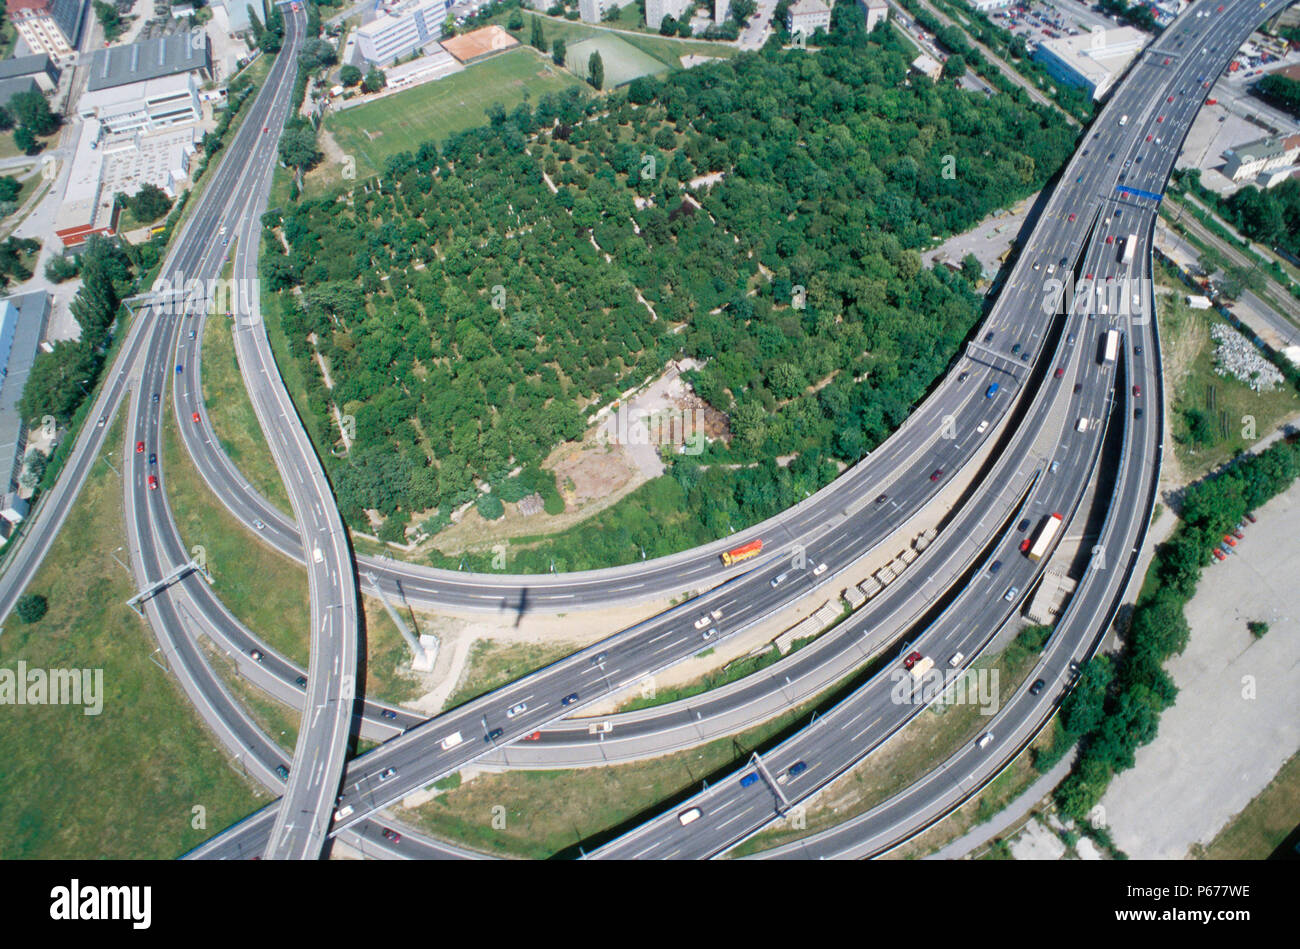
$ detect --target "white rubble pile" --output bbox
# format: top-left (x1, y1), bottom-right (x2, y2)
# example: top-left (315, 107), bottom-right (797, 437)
top-left (1210, 323), bottom-right (1284, 392)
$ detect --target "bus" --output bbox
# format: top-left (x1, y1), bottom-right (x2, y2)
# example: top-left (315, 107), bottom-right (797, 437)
top-left (1102, 329), bottom-right (1120, 363)
top-left (720, 539), bottom-right (763, 566)
top-left (1120, 233), bottom-right (1137, 265)
top-left (1027, 513), bottom-right (1063, 562)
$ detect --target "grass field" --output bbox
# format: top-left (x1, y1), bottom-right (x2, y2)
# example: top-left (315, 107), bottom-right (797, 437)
top-left (322, 48), bottom-right (587, 183)
top-left (566, 35), bottom-right (666, 87)
top-left (0, 410), bottom-right (266, 858)
top-left (1158, 273), bottom-right (1300, 479)
top-left (442, 639), bottom-right (579, 711)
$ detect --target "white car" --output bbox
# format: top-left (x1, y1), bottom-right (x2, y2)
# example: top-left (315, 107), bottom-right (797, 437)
top-left (377, 767), bottom-right (397, 781)
top-left (770, 572), bottom-right (789, 588)
top-left (812, 562), bottom-right (828, 576)
top-left (976, 420), bottom-right (989, 434)
top-left (978, 732), bottom-right (995, 749)
top-left (312, 547), bottom-right (324, 563)
top-left (693, 608), bottom-right (722, 629)
top-left (587, 721), bottom-right (613, 735)
top-left (333, 805), bottom-right (354, 822)
top-left (948, 651), bottom-right (964, 667)
top-left (506, 702), bottom-right (527, 718)
top-left (701, 627), bottom-right (717, 641)
top-left (1003, 586), bottom-right (1019, 602)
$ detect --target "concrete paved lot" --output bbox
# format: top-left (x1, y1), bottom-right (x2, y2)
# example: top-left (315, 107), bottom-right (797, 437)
top-left (1100, 476), bottom-right (1300, 859)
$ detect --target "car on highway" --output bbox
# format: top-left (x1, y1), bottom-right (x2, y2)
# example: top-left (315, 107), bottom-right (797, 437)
top-left (903, 651), bottom-right (922, 670)
top-left (176, 364), bottom-right (183, 373)
top-left (262, 126), bottom-right (268, 133)
top-left (1105, 235), bottom-right (1114, 244)
top-left (295, 675), bottom-right (307, 687)
top-left (188, 329), bottom-right (196, 340)
top-left (250, 648), bottom-right (264, 662)
top-left (1156, 115), bottom-right (1164, 123)
top-left (1067, 332), bottom-right (1075, 344)
top-left (770, 572), bottom-right (788, 588)
top-left (930, 469), bottom-right (944, 481)
top-left (1050, 460), bottom-right (1060, 474)
top-left (378, 767), bottom-right (397, 781)
top-left (989, 560), bottom-right (1001, 574)
top-left (276, 765), bottom-right (290, 780)
top-left (787, 761), bottom-right (808, 778)
top-left (984, 331), bottom-right (994, 343)
top-left (380, 709), bottom-right (398, 720)
top-left (1067, 213), bottom-right (1076, 222)
top-left (1132, 384), bottom-right (1141, 397)
top-left (253, 518), bottom-right (266, 530)
top-left (694, 609), bottom-right (722, 629)
top-left (977, 732), bottom-right (994, 749)
top-left (1029, 679), bottom-right (1046, 695)
top-left (976, 420), bottom-right (989, 434)
top-left (1054, 367), bottom-right (1064, 379)
top-left (949, 652), bottom-right (964, 667)
top-left (812, 562), bottom-right (828, 576)
top-left (562, 692), bottom-right (579, 706)
top-left (957, 371), bottom-right (969, 382)
top-left (506, 701), bottom-right (527, 718)
top-left (875, 493), bottom-right (888, 504)
top-left (485, 728), bottom-right (503, 742)
top-left (333, 804), bottom-right (354, 822)
top-left (701, 627), bottom-right (717, 641)
top-left (1003, 586), bottom-right (1019, 602)
top-left (524, 730), bottom-right (541, 741)
top-left (151, 392), bottom-right (159, 403)
top-left (381, 828), bottom-right (401, 843)
top-left (1135, 407), bottom-right (1144, 419)
top-left (740, 772), bottom-right (759, 788)
top-left (147, 474), bottom-right (158, 490)
top-left (192, 411), bottom-right (201, 423)
top-left (1018, 518), bottom-right (1031, 532)
top-left (148, 453), bottom-right (156, 465)
top-left (136, 440), bottom-right (145, 453)
top-left (678, 807), bottom-right (702, 826)
top-left (591, 652), bottom-right (607, 665)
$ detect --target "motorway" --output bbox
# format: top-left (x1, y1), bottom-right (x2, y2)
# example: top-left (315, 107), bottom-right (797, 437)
top-left (586, 0), bottom-right (1280, 859)
top-left (184, 0), bottom-right (1261, 858)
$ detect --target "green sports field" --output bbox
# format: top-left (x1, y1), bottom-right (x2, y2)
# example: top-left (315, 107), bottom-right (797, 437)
top-left (324, 48), bottom-right (588, 182)
top-left (565, 34), bottom-right (666, 87)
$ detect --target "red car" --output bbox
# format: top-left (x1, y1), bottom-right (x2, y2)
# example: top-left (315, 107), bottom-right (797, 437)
top-left (1068, 213), bottom-right (1076, 222)
top-left (1156, 115), bottom-right (1164, 123)
top-left (192, 411), bottom-right (201, 423)
top-left (930, 469), bottom-right (944, 482)
top-left (1162, 57), bottom-right (1170, 65)
top-left (148, 475), bottom-right (158, 490)
top-left (903, 651), bottom-right (922, 670)
top-left (1054, 367), bottom-right (1065, 379)
top-left (136, 440), bottom-right (145, 453)
top-left (1085, 272), bottom-right (1094, 280)
top-left (1020, 537), bottom-right (1032, 553)
top-left (1216, 4), bottom-right (1223, 10)
top-left (1146, 134), bottom-right (1153, 142)
top-left (1222, 535), bottom-right (1237, 547)
top-left (1167, 95), bottom-right (1174, 103)
top-left (524, 730), bottom-right (542, 741)
top-left (1105, 235), bottom-right (1114, 244)
top-left (1212, 548), bottom-right (1226, 561)
top-left (1244, 512), bottom-right (1257, 523)
top-left (1132, 384), bottom-right (1141, 396)
top-left (262, 126), bottom-right (268, 133)
top-left (381, 828), bottom-right (401, 843)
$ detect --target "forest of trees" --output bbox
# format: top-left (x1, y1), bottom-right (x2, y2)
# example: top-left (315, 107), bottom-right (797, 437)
top-left (1220, 178), bottom-right (1300, 260)
top-left (263, 16), bottom-right (1075, 552)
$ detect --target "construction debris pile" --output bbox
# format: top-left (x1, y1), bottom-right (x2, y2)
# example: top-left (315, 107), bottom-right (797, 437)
top-left (1210, 323), bottom-right (1284, 392)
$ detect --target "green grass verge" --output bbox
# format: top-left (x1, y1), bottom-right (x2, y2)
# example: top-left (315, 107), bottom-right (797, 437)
top-left (0, 409), bottom-right (266, 858)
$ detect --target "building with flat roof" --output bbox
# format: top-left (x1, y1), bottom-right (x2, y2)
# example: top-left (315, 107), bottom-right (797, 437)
top-left (5, 0), bottom-right (85, 61)
top-left (78, 72), bottom-right (202, 135)
top-left (911, 53), bottom-right (942, 80)
top-left (1222, 134), bottom-right (1300, 182)
top-left (0, 291), bottom-right (50, 498)
top-left (859, 0), bottom-right (887, 31)
top-left (1031, 26), bottom-right (1146, 100)
top-left (786, 0), bottom-right (831, 39)
top-left (0, 53), bottom-right (61, 93)
top-left (356, 0), bottom-right (447, 66)
top-left (85, 32), bottom-right (212, 93)
top-left (646, 0), bottom-right (690, 30)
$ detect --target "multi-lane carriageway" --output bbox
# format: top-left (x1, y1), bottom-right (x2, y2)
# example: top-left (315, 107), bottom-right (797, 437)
top-left (175, 0), bottom-right (1286, 859)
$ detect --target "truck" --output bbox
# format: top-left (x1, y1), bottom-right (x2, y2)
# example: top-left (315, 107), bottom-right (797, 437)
top-left (1102, 328), bottom-right (1120, 364)
top-left (909, 656), bottom-right (935, 680)
top-left (1027, 512), bottom-right (1063, 562)
top-left (1120, 233), bottom-right (1137, 265)
top-left (720, 539), bottom-right (763, 566)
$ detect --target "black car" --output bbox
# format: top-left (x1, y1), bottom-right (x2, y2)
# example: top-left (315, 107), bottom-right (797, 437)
top-left (148, 452), bottom-right (157, 465)
top-left (1135, 407), bottom-right (1143, 418)
top-left (380, 709), bottom-right (398, 720)
top-left (1058, 257), bottom-right (1067, 268)
top-left (1018, 519), bottom-right (1031, 532)
top-left (958, 371), bottom-right (969, 382)
top-left (989, 560), bottom-right (1002, 574)
top-left (1011, 343), bottom-right (1021, 355)
top-left (876, 493), bottom-right (888, 504)
top-left (984, 331), bottom-right (994, 343)
top-left (295, 675), bottom-right (307, 688)
top-left (1029, 679), bottom-right (1046, 695)
top-left (275, 765), bottom-right (289, 780)
top-left (1107, 152), bottom-right (1115, 161)
top-left (486, 728), bottom-right (504, 742)
top-left (152, 392), bottom-right (160, 403)
top-left (1073, 383), bottom-right (1083, 393)
top-left (1134, 345), bottom-right (1143, 356)
top-left (562, 692), bottom-right (579, 706)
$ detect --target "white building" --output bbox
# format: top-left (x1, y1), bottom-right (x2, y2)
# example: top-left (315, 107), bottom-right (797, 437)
top-left (356, 0), bottom-right (448, 66)
top-left (5, 0), bottom-right (84, 62)
top-left (859, 0), bottom-right (886, 31)
top-left (911, 53), bottom-right (942, 80)
top-left (715, 0), bottom-right (730, 22)
top-left (786, 0), bottom-right (831, 40)
top-left (77, 73), bottom-right (202, 135)
top-left (1222, 135), bottom-right (1300, 182)
top-left (579, 0), bottom-right (617, 24)
top-left (646, 0), bottom-right (690, 30)
top-left (966, 0), bottom-right (1012, 10)
top-left (1031, 26), bottom-right (1146, 100)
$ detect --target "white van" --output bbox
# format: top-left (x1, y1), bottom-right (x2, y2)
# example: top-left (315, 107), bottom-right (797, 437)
top-left (1119, 114), bottom-right (1129, 126)
top-left (948, 651), bottom-right (965, 667)
top-left (439, 731), bottom-right (464, 750)
top-left (678, 807), bottom-right (702, 826)
top-left (1076, 417), bottom-right (1089, 433)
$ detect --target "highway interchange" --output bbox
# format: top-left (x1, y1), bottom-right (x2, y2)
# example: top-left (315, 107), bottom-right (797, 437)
top-left (1, 0), bottom-right (1288, 861)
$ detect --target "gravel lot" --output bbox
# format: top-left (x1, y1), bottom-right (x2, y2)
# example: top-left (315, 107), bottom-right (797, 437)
top-left (1099, 476), bottom-right (1300, 859)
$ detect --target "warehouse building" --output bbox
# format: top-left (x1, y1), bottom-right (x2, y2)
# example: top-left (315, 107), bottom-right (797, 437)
top-left (84, 32), bottom-right (212, 93)
top-left (1032, 26), bottom-right (1146, 100)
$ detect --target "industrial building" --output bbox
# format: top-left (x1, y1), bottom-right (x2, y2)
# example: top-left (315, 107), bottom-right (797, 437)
top-left (78, 72), bottom-right (203, 134)
top-left (0, 291), bottom-right (51, 518)
top-left (5, 0), bottom-right (85, 61)
top-left (1031, 26), bottom-right (1146, 100)
top-left (85, 32), bottom-right (213, 93)
top-left (355, 0), bottom-right (447, 66)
